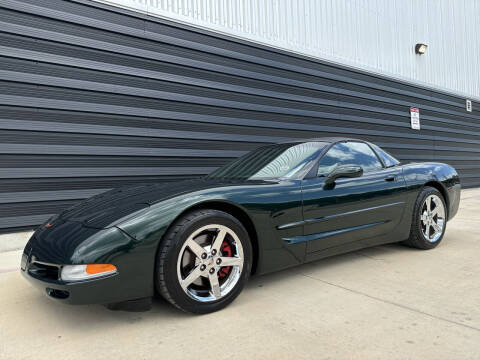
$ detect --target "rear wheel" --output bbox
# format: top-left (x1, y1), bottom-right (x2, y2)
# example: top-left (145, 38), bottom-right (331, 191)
top-left (156, 209), bottom-right (252, 314)
top-left (404, 186), bottom-right (447, 249)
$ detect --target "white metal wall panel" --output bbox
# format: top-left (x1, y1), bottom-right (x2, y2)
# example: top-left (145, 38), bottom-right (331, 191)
top-left (95, 0), bottom-right (480, 100)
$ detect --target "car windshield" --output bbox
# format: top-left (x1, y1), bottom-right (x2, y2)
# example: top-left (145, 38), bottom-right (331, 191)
top-left (207, 142), bottom-right (328, 180)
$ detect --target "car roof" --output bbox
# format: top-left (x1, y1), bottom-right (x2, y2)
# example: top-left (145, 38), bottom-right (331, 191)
top-left (282, 137), bottom-right (365, 144)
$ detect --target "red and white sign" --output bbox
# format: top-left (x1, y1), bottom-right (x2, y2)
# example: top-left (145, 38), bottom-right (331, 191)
top-left (410, 107), bottom-right (420, 130)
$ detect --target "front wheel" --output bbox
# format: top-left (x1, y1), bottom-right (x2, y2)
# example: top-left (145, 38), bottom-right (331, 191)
top-left (155, 209), bottom-right (252, 314)
top-left (403, 186), bottom-right (447, 249)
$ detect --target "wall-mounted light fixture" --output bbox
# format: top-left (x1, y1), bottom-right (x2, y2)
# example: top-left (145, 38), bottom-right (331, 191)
top-left (415, 43), bottom-right (428, 54)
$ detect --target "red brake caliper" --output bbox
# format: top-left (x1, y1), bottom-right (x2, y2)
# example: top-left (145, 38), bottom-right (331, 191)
top-left (218, 240), bottom-right (233, 279)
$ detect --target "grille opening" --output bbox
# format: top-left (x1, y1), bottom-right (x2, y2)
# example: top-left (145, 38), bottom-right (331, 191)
top-left (28, 262), bottom-right (60, 280)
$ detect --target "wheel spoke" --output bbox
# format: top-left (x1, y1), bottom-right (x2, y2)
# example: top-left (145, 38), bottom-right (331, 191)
top-left (426, 197), bottom-right (432, 212)
top-left (186, 238), bottom-right (206, 259)
top-left (218, 256), bottom-right (242, 267)
top-left (212, 228), bottom-right (227, 252)
top-left (180, 265), bottom-right (203, 290)
top-left (432, 206), bottom-right (443, 219)
top-left (432, 223), bottom-right (441, 234)
top-left (208, 272), bottom-right (221, 299)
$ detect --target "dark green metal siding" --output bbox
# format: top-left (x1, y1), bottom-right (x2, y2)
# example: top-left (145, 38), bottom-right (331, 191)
top-left (0, 0), bottom-right (478, 233)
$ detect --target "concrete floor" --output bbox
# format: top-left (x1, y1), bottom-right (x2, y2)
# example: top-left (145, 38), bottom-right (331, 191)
top-left (1, 189), bottom-right (479, 360)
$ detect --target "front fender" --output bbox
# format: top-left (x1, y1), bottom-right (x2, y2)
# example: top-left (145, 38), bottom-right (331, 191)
top-left (115, 192), bottom-right (229, 244)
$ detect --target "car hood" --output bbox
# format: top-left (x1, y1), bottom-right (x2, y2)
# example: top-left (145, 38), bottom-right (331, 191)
top-left (57, 178), bottom-right (268, 229)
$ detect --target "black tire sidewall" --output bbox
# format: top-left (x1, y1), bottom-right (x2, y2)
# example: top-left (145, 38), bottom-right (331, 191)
top-left (157, 210), bottom-right (252, 314)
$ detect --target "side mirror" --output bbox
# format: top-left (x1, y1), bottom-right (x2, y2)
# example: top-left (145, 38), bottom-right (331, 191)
top-left (325, 165), bottom-right (363, 185)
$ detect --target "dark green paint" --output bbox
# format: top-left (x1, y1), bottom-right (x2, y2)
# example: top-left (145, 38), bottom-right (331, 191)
top-left (21, 139), bottom-right (461, 306)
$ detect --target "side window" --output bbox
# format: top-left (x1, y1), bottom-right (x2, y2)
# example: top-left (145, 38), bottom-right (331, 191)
top-left (369, 143), bottom-right (400, 168)
top-left (317, 142), bottom-right (383, 177)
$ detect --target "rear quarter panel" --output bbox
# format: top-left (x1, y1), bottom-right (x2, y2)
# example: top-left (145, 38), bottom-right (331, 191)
top-left (401, 162), bottom-right (461, 220)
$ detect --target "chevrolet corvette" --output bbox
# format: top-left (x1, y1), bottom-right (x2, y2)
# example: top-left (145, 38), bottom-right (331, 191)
top-left (21, 138), bottom-right (461, 313)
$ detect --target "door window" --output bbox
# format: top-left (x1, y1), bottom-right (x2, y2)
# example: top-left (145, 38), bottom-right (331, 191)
top-left (317, 142), bottom-right (383, 177)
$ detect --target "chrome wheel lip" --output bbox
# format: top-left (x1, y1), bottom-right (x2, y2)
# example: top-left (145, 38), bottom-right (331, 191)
top-left (176, 224), bottom-right (244, 303)
top-left (420, 194), bottom-right (445, 243)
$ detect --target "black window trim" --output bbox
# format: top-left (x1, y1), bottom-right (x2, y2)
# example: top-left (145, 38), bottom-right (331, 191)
top-left (367, 142), bottom-right (400, 169)
top-left (364, 142), bottom-right (388, 169)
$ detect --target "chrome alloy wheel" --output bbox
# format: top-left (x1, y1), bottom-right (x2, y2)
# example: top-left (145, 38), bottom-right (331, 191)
top-left (176, 224), bottom-right (244, 302)
top-left (420, 194), bottom-right (446, 243)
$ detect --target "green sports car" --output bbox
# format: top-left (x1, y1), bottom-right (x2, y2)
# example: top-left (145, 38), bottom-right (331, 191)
top-left (21, 138), bottom-right (461, 313)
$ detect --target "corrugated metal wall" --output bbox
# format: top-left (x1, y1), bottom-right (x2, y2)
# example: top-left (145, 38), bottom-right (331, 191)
top-left (0, 0), bottom-right (479, 234)
top-left (96, 0), bottom-right (480, 101)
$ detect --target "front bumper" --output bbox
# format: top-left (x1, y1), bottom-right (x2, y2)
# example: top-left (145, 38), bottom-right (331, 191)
top-left (22, 221), bottom-right (156, 305)
top-left (21, 255), bottom-right (122, 305)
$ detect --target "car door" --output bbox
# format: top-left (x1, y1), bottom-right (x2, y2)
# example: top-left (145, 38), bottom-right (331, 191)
top-left (301, 141), bottom-right (407, 255)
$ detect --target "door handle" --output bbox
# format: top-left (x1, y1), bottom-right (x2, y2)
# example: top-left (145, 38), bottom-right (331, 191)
top-left (384, 175), bottom-right (396, 182)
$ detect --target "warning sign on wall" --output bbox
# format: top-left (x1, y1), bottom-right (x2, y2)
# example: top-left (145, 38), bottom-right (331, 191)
top-left (410, 107), bottom-right (420, 130)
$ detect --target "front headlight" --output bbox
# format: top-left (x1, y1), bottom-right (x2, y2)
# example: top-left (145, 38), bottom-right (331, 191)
top-left (61, 264), bottom-right (117, 281)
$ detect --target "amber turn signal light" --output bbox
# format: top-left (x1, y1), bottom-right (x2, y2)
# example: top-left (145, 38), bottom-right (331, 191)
top-left (86, 264), bottom-right (117, 274)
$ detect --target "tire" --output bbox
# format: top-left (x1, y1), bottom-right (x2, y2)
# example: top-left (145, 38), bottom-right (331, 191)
top-left (155, 209), bottom-right (252, 314)
top-left (403, 186), bottom-right (447, 249)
